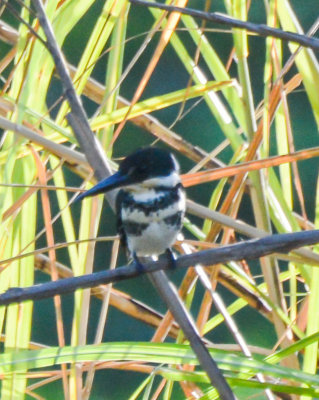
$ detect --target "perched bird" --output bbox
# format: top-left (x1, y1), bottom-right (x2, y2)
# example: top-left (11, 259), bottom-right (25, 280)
top-left (77, 147), bottom-right (186, 265)
top-left (77, 148), bottom-right (235, 399)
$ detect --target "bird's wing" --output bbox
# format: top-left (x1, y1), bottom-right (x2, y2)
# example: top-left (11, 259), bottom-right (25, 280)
top-left (115, 190), bottom-right (128, 251)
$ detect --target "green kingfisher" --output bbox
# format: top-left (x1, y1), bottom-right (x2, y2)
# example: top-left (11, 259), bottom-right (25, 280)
top-left (77, 147), bottom-right (186, 264)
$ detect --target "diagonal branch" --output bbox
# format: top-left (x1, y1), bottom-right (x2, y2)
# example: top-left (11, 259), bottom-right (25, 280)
top-left (1, 229), bottom-right (318, 306)
top-left (129, 0), bottom-right (319, 51)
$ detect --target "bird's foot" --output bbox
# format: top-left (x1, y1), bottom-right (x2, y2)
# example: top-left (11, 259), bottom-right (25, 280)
top-left (133, 253), bottom-right (146, 273)
top-left (165, 248), bottom-right (177, 270)
top-left (133, 250), bottom-right (176, 272)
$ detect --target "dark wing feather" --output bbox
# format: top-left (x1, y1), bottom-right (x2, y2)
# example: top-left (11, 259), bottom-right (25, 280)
top-left (115, 190), bottom-right (127, 250)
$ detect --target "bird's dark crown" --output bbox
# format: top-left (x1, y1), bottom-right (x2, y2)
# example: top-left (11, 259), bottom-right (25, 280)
top-left (119, 147), bottom-right (179, 182)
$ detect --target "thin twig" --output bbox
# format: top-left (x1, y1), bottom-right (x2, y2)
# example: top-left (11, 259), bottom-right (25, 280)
top-left (31, 0), bottom-right (115, 196)
top-left (129, 0), bottom-right (319, 51)
top-left (0, 0), bottom-right (47, 46)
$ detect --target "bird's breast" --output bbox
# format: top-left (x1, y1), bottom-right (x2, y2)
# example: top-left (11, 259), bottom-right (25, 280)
top-left (118, 185), bottom-right (185, 256)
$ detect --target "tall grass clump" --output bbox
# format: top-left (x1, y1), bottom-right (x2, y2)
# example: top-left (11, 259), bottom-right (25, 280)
top-left (0, 0), bottom-right (319, 399)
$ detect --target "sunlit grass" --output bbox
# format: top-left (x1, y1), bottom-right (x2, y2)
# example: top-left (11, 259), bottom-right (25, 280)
top-left (0, 0), bottom-right (318, 399)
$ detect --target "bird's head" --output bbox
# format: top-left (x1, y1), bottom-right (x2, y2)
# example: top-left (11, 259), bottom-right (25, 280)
top-left (76, 147), bottom-right (180, 201)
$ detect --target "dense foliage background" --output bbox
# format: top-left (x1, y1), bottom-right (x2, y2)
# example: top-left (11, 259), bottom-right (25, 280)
top-left (0, 0), bottom-right (319, 399)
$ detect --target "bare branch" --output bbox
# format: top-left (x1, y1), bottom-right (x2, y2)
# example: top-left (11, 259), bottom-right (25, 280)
top-left (129, 0), bottom-right (319, 51)
top-left (1, 229), bottom-right (318, 306)
top-left (31, 0), bottom-right (115, 201)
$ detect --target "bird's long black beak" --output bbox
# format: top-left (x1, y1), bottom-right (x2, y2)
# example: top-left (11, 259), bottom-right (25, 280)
top-left (76, 171), bottom-right (131, 202)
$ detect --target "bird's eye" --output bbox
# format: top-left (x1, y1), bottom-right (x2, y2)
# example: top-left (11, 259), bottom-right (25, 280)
top-left (127, 166), bottom-right (136, 175)
top-left (127, 165), bottom-right (148, 176)
top-left (137, 165), bottom-right (148, 173)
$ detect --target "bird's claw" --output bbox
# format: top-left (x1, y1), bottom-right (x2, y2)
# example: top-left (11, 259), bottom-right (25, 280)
top-left (165, 248), bottom-right (177, 270)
